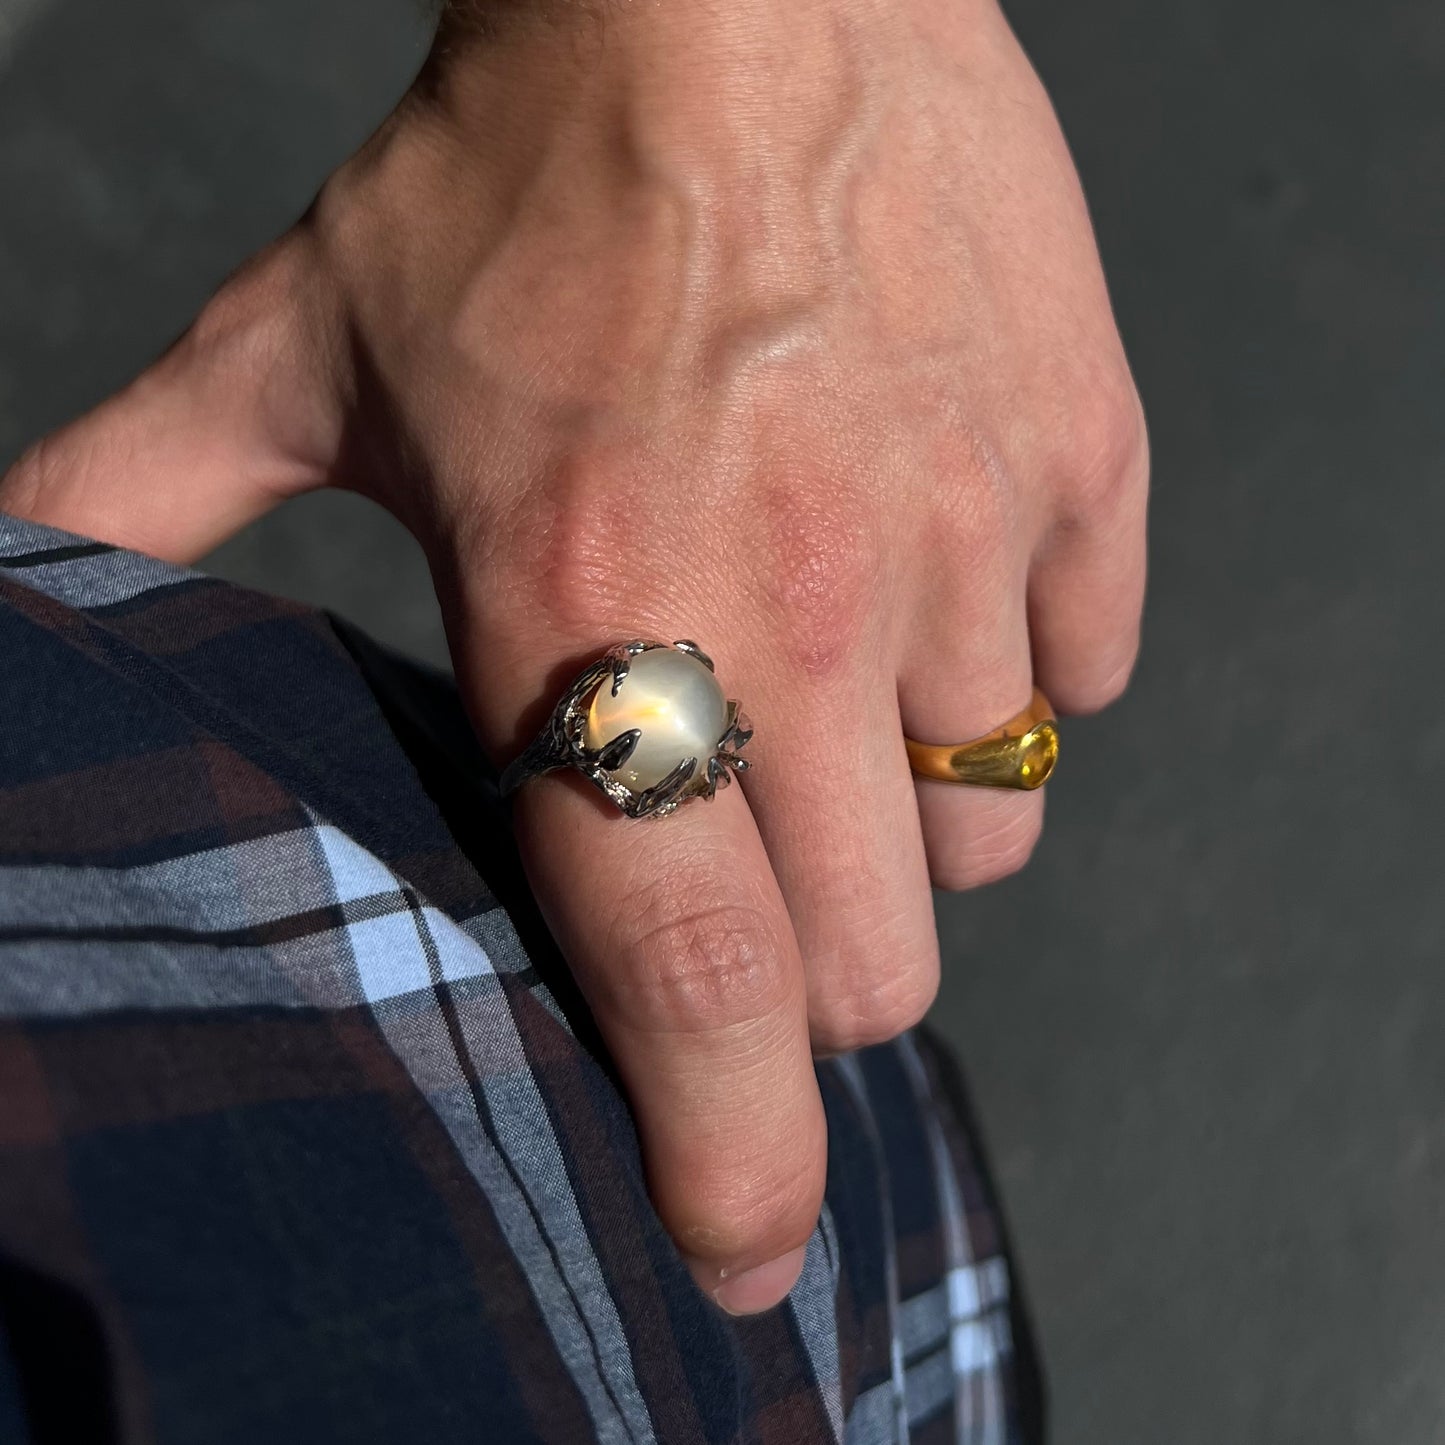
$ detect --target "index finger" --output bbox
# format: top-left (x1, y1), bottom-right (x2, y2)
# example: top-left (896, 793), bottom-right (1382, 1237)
top-left (513, 773), bottom-right (826, 1316)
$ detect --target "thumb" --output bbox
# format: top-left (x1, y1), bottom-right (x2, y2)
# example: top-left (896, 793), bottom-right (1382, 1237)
top-left (0, 230), bottom-right (345, 564)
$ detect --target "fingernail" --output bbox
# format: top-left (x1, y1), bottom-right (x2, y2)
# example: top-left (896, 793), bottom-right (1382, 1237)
top-left (710, 1244), bottom-right (809, 1317)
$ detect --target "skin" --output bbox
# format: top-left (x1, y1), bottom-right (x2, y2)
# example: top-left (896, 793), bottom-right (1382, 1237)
top-left (0, 0), bottom-right (1147, 1314)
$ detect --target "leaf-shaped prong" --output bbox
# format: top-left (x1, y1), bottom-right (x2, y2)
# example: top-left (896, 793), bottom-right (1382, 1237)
top-left (606, 639), bottom-right (659, 696)
top-left (673, 640), bottom-right (715, 672)
top-left (562, 710), bottom-right (588, 749)
top-left (628, 756), bottom-right (698, 818)
top-left (704, 754), bottom-right (734, 797)
top-left (593, 729), bottom-right (642, 772)
top-left (589, 770), bottom-right (638, 813)
top-left (565, 657), bottom-right (614, 710)
top-left (719, 702), bottom-right (753, 752)
top-left (718, 724), bottom-right (753, 756)
top-left (558, 657), bottom-right (619, 754)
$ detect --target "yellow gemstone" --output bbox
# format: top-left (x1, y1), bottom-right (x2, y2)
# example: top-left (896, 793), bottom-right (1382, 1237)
top-left (1016, 723), bottom-right (1060, 789)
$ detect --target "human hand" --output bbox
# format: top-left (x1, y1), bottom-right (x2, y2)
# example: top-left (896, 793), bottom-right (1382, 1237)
top-left (1, 0), bottom-right (1147, 1313)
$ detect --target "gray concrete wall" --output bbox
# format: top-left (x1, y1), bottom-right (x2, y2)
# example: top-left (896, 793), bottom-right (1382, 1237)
top-left (2, 2), bottom-right (1440, 1439)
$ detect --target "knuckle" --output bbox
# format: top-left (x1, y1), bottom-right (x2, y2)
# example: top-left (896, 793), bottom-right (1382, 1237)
top-left (761, 484), bottom-right (881, 680)
top-left (1067, 634), bottom-right (1141, 715)
top-left (811, 928), bottom-right (941, 1054)
top-left (618, 894), bottom-right (791, 1037)
top-left (492, 442), bottom-right (703, 650)
top-left (930, 803), bottom-right (1044, 892)
top-left (924, 442), bottom-right (1021, 623)
top-left (814, 968), bottom-right (940, 1055)
top-left (954, 441), bottom-right (1019, 550)
top-left (1058, 375), bottom-right (1150, 519)
top-left (682, 1153), bottom-right (826, 1265)
top-left (524, 448), bottom-right (658, 640)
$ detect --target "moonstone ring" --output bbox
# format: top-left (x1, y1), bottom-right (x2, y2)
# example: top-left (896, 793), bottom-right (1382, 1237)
top-left (499, 640), bottom-right (753, 818)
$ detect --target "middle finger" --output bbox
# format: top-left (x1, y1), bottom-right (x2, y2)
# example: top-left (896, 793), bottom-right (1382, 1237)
top-left (740, 659), bottom-right (940, 1057)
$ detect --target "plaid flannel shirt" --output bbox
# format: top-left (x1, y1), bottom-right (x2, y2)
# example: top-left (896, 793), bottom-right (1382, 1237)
top-left (0, 513), bottom-right (1043, 1445)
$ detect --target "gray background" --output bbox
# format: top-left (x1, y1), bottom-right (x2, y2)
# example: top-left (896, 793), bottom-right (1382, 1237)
top-left (1, 1), bottom-right (1440, 1440)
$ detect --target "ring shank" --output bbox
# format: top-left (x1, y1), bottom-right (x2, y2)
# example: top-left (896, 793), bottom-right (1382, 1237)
top-left (499, 725), bottom-right (572, 797)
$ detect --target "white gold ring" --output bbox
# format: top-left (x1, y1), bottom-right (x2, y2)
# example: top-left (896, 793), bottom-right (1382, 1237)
top-left (499, 639), bottom-right (753, 818)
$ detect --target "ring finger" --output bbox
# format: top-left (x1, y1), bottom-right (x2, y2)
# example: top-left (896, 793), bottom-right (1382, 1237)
top-left (899, 560), bottom-right (1044, 892)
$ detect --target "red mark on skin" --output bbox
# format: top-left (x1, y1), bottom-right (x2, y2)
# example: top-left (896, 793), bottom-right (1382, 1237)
top-left (530, 444), bottom-right (690, 643)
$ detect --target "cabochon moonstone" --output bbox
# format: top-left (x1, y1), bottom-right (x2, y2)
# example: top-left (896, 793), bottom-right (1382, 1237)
top-left (583, 647), bottom-right (727, 793)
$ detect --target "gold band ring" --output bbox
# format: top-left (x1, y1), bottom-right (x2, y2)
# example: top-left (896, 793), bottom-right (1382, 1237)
top-left (904, 688), bottom-right (1059, 791)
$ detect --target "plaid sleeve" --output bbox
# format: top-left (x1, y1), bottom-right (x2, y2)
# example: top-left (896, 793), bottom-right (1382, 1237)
top-left (0, 513), bottom-right (1043, 1445)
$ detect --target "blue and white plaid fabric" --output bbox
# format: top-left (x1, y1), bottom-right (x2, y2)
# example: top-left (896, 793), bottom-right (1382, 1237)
top-left (0, 512), bottom-right (1043, 1445)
